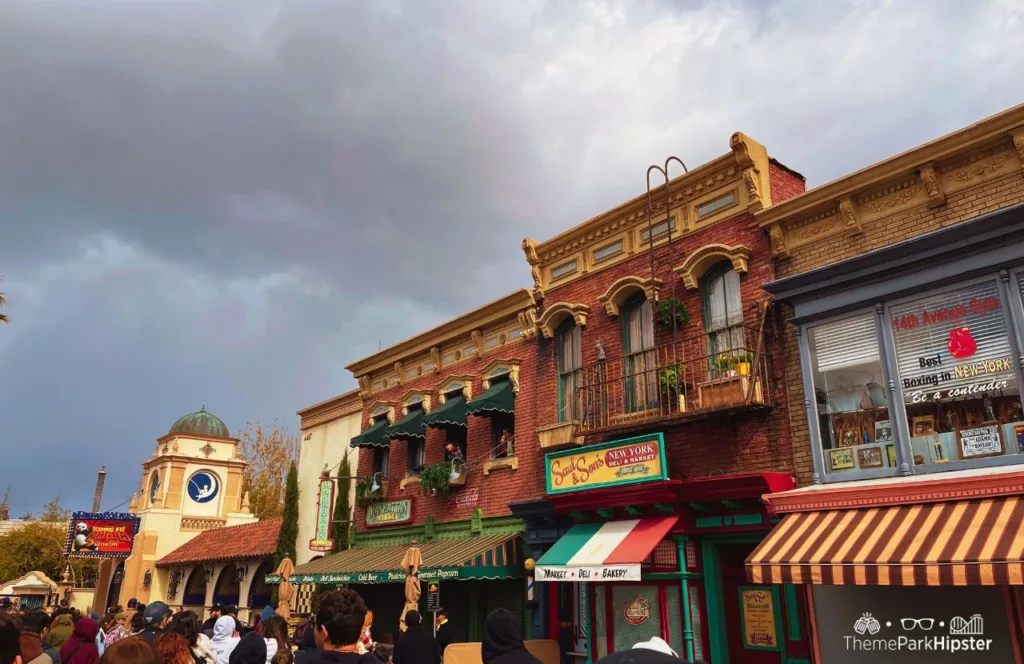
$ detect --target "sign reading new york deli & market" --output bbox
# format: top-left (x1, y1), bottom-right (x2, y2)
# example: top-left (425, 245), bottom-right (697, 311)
top-left (545, 433), bottom-right (667, 495)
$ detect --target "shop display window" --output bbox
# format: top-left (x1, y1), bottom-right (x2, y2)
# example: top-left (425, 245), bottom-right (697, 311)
top-left (611, 585), bottom-right (662, 652)
top-left (593, 586), bottom-right (608, 661)
top-left (808, 312), bottom-right (892, 475)
top-left (890, 280), bottom-right (1022, 468)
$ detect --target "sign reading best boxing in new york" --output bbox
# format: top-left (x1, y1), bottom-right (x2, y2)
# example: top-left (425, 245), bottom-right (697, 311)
top-left (545, 433), bottom-right (668, 495)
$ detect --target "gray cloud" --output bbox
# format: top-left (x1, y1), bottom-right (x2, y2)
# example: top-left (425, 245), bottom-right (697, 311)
top-left (1, 0), bottom-right (1021, 515)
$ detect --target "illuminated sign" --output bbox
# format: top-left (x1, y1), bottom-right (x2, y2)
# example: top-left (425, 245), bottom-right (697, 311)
top-left (65, 512), bottom-right (140, 558)
top-left (309, 474), bottom-right (335, 553)
top-left (545, 434), bottom-right (667, 495)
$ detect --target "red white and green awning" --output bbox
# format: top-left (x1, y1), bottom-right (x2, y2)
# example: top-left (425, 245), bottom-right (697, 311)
top-left (535, 517), bottom-right (677, 582)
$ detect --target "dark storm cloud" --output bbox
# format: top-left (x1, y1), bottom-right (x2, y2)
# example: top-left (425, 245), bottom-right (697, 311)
top-left (0, 0), bottom-right (1022, 515)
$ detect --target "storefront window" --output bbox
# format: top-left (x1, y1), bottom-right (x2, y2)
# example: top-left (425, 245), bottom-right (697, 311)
top-left (593, 586), bottom-right (608, 661)
top-left (890, 280), bottom-right (1021, 468)
top-left (611, 585), bottom-right (661, 652)
top-left (808, 312), bottom-right (892, 475)
top-left (689, 586), bottom-right (705, 662)
top-left (664, 586), bottom-right (683, 656)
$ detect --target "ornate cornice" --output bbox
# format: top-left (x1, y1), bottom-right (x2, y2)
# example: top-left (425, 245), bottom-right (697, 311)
top-left (673, 244), bottom-right (752, 290)
top-left (757, 103), bottom-right (1024, 254)
top-left (763, 469), bottom-right (1024, 516)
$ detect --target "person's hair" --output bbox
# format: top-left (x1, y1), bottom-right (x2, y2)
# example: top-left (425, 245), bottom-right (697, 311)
top-left (154, 633), bottom-right (193, 664)
top-left (270, 649), bottom-right (293, 664)
top-left (21, 610), bottom-right (51, 635)
top-left (314, 589), bottom-right (366, 647)
top-left (262, 617), bottom-right (289, 656)
top-left (100, 637), bottom-right (160, 664)
top-left (168, 611), bottom-right (201, 647)
top-left (0, 613), bottom-right (21, 664)
top-left (129, 612), bottom-right (146, 634)
top-left (101, 614), bottom-right (118, 632)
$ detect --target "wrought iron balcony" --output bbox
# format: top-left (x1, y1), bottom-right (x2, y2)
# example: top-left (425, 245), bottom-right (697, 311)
top-left (571, 322), bottom-right (772, 435)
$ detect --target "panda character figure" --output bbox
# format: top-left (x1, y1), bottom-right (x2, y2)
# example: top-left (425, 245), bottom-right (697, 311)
top-left (73, 522), bottom-right (98, 551)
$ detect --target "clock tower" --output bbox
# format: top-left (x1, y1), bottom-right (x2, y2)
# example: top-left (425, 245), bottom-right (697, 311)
top-left (96, 406), bottom-right (258, 609)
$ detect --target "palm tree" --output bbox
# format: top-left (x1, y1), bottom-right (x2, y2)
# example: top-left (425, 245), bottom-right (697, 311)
top-left (0, 277), bottom-right (8, 324)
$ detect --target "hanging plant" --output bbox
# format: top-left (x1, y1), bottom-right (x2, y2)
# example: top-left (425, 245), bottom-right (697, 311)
top-left (419, 462), bottom-right (452, 496)
top-left (355, 476), bottom-right (385, 508)
top-left (656, 298), bottom-right (689, 329)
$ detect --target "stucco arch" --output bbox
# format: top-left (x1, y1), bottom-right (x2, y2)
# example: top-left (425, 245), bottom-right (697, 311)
top-left (673, 243), bottom-right (752, 290)
top-left (598, 276), bottom-right (662, 316)
top-left (537, 302), bottom-right (590, 339)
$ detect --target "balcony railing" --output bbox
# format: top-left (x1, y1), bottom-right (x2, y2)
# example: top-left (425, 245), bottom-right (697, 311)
top-left (572, 322), bottom-right (772, 434)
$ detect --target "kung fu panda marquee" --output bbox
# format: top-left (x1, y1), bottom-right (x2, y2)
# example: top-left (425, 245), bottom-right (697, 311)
top-left (65, 512), bottom-right (141, 558)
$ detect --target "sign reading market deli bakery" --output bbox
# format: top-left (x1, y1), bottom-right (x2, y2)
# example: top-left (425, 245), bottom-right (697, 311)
top-left (545, 434), bottom-right (667, 495)
top-left (890, 282), bottom-right (1017, 404)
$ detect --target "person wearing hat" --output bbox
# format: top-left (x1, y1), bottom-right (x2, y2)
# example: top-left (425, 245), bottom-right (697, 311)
top-left (393, 611), bottom-right (439, 664)
top-left (138, 602), bottom-right (172, 645)
top-left (203, 606), bottom-right (223, 639)
top-left (434, 611), bottom-right (452, 656)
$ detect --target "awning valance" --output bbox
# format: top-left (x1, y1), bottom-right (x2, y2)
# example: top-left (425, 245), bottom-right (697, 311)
top-left (267, 532), bottom-right (521, 585)
top-left (350, 418), bottom-right (390, 448)
top-left (747, 497), bottom-right (1024, 586)
top-left (385, 408), bottom-right (426, 441)
top-left (466, 379), bottom-right (514, 416)
top-left (422, 394), bottom-right (467, 428)
top-left (535, 517), bottom-right (677, 582)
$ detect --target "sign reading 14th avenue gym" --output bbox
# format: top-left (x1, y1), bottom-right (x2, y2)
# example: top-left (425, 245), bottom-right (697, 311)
top-left (545, 433), bottom-right (667, 495)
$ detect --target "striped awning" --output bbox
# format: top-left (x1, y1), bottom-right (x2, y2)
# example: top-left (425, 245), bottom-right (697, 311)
top-left (536, 517), bottom-right (677, 582)
top-left (747, 497), bottom-right (1024, 586)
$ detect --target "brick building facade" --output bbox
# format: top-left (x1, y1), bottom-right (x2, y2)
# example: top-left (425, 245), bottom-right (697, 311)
top-left (748, 104), bottom-right (1024, 663)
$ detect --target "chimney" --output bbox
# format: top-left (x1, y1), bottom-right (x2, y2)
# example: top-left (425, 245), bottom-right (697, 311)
top-left (92, 466), bottom-right (107, 513)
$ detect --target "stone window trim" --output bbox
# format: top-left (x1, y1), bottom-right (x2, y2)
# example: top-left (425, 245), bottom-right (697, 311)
top-left (437, 375), bottom-right (474, 403)
top-left (368, 401), bottom-right (397, 426)
top-left (674, 243), bottom-right (751, 291)
top-left (599, 276), bottom-right (663, 317)
top-left (538, 302), bottom-right (590, 339)
top-left (481, 359), bottom-right (521, 395)
top-left (400, 390), bottom-right (432, 415)
top-left (800, 269), bottom-right (1024, 485)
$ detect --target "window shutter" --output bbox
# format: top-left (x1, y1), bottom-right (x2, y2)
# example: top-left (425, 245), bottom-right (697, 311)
top-left (811, 313), bottom-right (880, 372)
top-left (890, 280), bottom-right (1015, 398)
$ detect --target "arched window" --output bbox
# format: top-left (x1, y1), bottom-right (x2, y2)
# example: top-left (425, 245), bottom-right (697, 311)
top-left (702, 262), bottom-right (744, 369)
top-left (622, 294), bottom-right (658, 411)
top-left (556, 319), bottom-right (583, 422)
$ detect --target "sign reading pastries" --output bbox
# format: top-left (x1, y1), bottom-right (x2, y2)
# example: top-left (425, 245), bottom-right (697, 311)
top-left (365, 499), bottom-right (413, 526)
top-left (545, 434), bottom-right (667, 495)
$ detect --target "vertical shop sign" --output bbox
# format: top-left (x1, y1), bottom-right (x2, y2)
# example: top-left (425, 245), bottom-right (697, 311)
top-left (739, 587), bottom-right (781, 651)
top-left (576, 583), bottom-right (589, 660)
top-left (309, 472), bottom-right (335, 552)
top-left (427, 583), bottom-right (441, 612)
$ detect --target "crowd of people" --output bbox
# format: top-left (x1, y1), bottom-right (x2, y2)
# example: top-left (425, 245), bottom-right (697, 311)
top-left (0, 590), bottom-right (687, 664)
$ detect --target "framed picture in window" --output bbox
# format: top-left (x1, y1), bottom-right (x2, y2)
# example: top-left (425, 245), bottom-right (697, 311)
top-left (828, 447), bottom-right (855, 471)
top-left (838, 428), bottom-right (858, 448)
top-left (874, 420), bottom-right (893, 444)
top-left (857, 445), bottom-right (884, 469)
top-left (886, 443), bottom-right (896, 468)
top-left (912, 415), bottom-right (936, 437)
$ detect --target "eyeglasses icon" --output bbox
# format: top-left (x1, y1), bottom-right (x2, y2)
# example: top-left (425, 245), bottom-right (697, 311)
top-left (901, 618), bottom-right (935, 631)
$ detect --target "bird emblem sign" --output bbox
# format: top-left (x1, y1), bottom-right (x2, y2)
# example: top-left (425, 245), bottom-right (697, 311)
top-left (65, 512), bottom-right (140, 558)
top-left (187, 471), bottom-right (220, 504)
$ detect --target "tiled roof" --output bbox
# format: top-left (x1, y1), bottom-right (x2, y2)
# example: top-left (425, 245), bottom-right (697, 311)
top-left (156, 518), bottom-right (281, 567)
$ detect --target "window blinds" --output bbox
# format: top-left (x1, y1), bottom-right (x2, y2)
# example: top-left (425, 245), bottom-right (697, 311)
top-left (811, 313), bottom-right (880, 373)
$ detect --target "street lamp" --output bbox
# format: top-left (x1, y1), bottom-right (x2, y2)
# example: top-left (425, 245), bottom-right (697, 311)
top-left (112, 566), bottom-right (124, 584)
top-left (142, 569), bottom-right (152, 588)
top-left (203, 566), bottom-right (213, 584)
top-left (235, 564), bottom-right (248, 584)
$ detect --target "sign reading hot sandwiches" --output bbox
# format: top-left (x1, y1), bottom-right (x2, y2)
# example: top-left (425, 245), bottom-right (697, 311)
top-left (545, 433), bottom-right (667, 495)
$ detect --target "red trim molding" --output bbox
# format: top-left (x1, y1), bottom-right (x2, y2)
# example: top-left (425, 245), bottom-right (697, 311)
top-left (764, 469), bottom-right (1024, 515)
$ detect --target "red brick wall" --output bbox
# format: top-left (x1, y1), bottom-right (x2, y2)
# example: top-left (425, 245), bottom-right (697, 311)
top-left (354, 340), bottom-right (540, 530)
top-left (536, 209), bottom-right (802, 481)
top-left (768, 162), bottom-right (806, 205)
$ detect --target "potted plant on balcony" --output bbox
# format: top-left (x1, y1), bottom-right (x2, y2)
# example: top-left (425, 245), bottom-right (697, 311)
top-left (355, 475), bottom-right (388, 508)
top-left (716, 354), bottom-right (738, 378)
top-left (659, 366), bottom-right (686, 413)
top-left (419, 462), bottom-right (452, 496)
top-left (656, 298), bottom-right (690, 329)
top-left (734, 351), bottom-right (753, 376)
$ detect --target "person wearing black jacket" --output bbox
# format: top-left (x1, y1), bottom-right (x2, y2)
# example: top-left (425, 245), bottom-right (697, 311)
top-left (433, 611), bottom-right (452, 658)
top-left (481, 610), bottom-right (540, 664)
top-left (202, 606), bottom-right (223, 639)
top-left (393, 612), bottom-right (438, 664)
top-left (304, 590), bottom-right (377, 664)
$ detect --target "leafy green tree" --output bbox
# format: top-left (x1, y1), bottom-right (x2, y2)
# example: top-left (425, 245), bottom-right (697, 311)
top-left (0, 522), bottom-right (97, 586)
top-left (275, 462), bottom-right (299, 565)
top-left (238, 421), bottom-right (300, 519)
top-left (331, 453), bottom-right (352, 553)
top-left (40, 495), bottom-right (70, 522)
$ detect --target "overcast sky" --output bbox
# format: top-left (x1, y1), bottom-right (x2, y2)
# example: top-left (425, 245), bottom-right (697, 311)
top-left (1, 0), bottom-right (1021, 517)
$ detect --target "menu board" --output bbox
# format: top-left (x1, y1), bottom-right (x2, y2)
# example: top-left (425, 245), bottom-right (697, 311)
top-left (958, 425), bottom-right (1004, 459)
top-left (740, 587), bottom-right (780, 651)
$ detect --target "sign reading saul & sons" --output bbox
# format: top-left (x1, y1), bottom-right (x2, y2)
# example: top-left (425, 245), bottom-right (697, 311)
top-left (365, 499), bottom-right (413, 526)
top-left (545, 433), bottom-right (667, 495)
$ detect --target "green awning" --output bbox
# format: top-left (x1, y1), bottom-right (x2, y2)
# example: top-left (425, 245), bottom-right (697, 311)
top-left (421, 394), bottom-right (467, 428)
top-left (384, 407), bottom-right (426, 440)
top-left (266, 532), bottom-right (523, 585)
top-left (466, 378), bottom-right (515, 416)
top-left (350, 418), bottom-right (390, 448)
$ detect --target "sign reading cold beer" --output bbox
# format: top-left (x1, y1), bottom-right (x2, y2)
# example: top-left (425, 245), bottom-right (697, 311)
top-left (545, 434), bottom-right (667, 495)
top-left (890, 282), bottom-right (1016, 403)
top-left (365, 499), bottom-right (412, 526)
